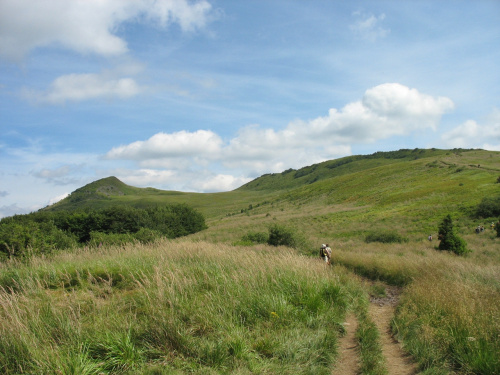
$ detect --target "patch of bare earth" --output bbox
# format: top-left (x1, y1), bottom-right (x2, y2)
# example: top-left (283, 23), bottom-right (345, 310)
top-left (334, 285), bottom-right (418, 374)
top-left (333, 314), bottom-right (360, 375)
top-left (369, 285), bottom-right (418, 375)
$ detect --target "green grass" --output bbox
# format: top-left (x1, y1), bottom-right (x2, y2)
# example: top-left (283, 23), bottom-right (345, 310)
top-left (0, 240), bottom-right (365, 374)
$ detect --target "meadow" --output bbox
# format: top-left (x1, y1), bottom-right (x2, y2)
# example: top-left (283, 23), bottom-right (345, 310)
top-left (1, 148), bottom-right (499, 374)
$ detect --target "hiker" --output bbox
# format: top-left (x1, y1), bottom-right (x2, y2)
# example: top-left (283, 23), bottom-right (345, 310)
top-left (320, 244), bottom-right (332, 265)
top-left (325, 244), bottom-right (332, 265)
top-left (320, 244), bottom-right (331, 264)
top-left (428, 234), bottom-right (432, 241)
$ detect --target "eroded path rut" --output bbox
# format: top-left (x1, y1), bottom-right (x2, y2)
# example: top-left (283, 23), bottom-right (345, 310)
top-left (334, 284), bottom-right (418, 374)
top-left (370, 285), bottom-right (418, 374)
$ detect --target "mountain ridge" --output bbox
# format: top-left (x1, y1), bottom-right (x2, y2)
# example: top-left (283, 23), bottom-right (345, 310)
top-left (43, 148), bottom-right (499, 223)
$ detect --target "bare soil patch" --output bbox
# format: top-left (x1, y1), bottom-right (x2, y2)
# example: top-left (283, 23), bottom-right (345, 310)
top-left (334, 284), bottom-right (419, 374)
top-left (369, 285), bottom-right (419, 375)
top-left (333, 314), bottom-right (360, 375)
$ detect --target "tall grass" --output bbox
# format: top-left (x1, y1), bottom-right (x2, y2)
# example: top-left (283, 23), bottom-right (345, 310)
top-left (332, 238), bottom-right (500, 373)
top-left (0, 240), bottom-right (362, 374)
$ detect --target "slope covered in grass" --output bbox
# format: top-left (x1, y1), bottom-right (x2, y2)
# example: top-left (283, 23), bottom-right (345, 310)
top-left (0, 240), bottom-right (363, 374)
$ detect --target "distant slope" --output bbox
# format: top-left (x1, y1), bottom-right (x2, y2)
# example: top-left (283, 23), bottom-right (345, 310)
top-left (43, 149), bottom-right (499, 228)
top-left (238, 148), bottom-right (462, 191)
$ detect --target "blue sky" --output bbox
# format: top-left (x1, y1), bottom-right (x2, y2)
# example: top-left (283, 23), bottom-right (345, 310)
top-left (1, 0), bottom-right (499, 218)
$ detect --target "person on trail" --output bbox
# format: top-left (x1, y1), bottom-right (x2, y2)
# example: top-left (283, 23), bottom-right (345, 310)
top-left (428, 234), bottom-right (432, 241)
top-left (325, 244), bottom-right (332, 265)
top-left (320, 244), bottom-right (332, 265)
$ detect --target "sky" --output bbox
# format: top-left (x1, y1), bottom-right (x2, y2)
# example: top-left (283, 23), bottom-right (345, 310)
top-left (1, 0), bottom-right (499, 218)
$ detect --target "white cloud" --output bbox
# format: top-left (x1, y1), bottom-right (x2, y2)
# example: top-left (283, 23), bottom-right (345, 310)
top-left (33, 164), bottom-right (81, 185)
top-left (48, 193), bottom-right (69, 205)
top-left (199, 174), bottom-right (251, 192)
top-left (23, 73), bottom-right (141, 104)
top-left (105, 130), bottom-right (223, 165)
top-left (0, 0), bottom-right (213, 61)
top-left (350, 11), bottom-right (390, 41)
top-left (442, 108), bottom-right (500, 150)
top-left (104, 83), bottom-right (453, 179)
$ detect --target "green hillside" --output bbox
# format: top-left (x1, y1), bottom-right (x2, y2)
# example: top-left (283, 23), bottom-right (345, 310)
top-left (42, 148), bottom-right (500, 244)
top-left (2, 148), bottom-right (500, 374)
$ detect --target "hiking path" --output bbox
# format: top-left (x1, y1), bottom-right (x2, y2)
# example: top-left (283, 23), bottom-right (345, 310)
top-left (333, 283), bottom-right (419, 374)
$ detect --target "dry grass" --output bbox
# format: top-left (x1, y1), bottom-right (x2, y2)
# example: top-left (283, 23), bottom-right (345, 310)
top-left (0, 239), bottom-right (362, 374)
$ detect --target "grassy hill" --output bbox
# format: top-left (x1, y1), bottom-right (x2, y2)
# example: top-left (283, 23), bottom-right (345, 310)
top-left (42, 147), bottom-right (500, 253)
top-left (3, 148), bottom-right (499, 374)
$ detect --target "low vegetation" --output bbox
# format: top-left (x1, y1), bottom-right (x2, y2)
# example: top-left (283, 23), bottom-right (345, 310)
top-left (0, 204), bottom-right (206, 260)
top-left (0, 240), bottom-right (363, 374)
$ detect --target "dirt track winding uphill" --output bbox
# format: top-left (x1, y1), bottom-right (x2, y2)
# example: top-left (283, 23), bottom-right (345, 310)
top-left (334, 314), bottom-right (360, 375)
top-left (369, 285), bottom-right (418, 375)
top-left (334, 284), bottom-right (418, 374)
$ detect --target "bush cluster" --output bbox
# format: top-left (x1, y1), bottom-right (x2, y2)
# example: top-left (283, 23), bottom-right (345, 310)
top-left (365, 231), bottom-right (408, 244)
top-left (0, 204), bottom-right (206, 259)
top-left (475, 195), bottom-right (500, 218)
top-left (239, 224), bottom-right (308, 251)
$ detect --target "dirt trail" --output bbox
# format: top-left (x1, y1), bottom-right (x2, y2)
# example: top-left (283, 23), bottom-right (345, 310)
top-left (334, 284), bottom-right (418, 374)
top-left (369, 285), bottom-right (418, 374)
top-left (333, 314), bottom-right (360, 375)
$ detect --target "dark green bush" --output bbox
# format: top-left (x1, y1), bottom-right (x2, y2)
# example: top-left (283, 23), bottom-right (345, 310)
top-left (0, 219), bottom-right (77, 258)
top-left (241, 231), bottom-right (268, 244)
top-left (438, 214), bottom-right (470, 255)
top-left (365, 231), bottom-right (408, 244)
top-left (475, 196), bottom-right (500, 218)
top-left (267, 224), bottom-right (306, 249)
top-left (0, 204), bottom-right (206, 259)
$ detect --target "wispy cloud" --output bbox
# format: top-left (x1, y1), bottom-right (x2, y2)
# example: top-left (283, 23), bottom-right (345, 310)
top-left (22, 73), bottom-right (142, 104)
top-left (350, 11), bottom-right (390, 41)
top-left (442, 108), bottom-right (500, 150)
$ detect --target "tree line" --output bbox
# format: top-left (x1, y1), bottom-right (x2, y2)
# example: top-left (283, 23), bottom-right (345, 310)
top-left (0, 204), bottom-right (206, 260)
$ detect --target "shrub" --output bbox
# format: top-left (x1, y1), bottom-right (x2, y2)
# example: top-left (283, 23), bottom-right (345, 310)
top-left (267, 224), bottom-right (303, 249)
top-left (241, 231), bottom-right (268, 244)
top-left (365, 231), bottom-right (408, 244)
top-left (438, 214), bottom-right (470, 255)
top-left (133, 228), bottom-right (162, 244)
top-left (475, 196), bottom-right (500, 218)
top-left (88, 231), bottom-right (135, 248)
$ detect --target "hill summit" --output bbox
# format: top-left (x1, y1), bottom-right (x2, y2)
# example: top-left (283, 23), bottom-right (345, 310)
top-left (47, 176), bottom-right (141, 211)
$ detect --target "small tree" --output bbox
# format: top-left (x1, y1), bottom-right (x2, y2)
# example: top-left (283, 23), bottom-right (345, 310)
top-left (496, 218), bottom-right (500, 238)
top-left (438, 214), bottom-right (470, 255)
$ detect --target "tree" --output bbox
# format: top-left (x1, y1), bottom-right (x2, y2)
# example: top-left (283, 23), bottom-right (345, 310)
top-left (438, 214), bottom-right (470, 255)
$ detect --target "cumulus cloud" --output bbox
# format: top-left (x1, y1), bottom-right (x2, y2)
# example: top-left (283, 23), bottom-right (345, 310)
top-left (0, 0), bottom-right (213, 61)
top-left (104, 83), bottom-right (454, 186)
top-left (442, 108), bottom-right (500, 150)
top-left (48, 193), bottom-right (69, 205)
top-left (350, 11), bottom-right (390, 41)
top-left (105, 130), bottom-right (223, 165)
top-left (23, 73), bottom-right (142, 104)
